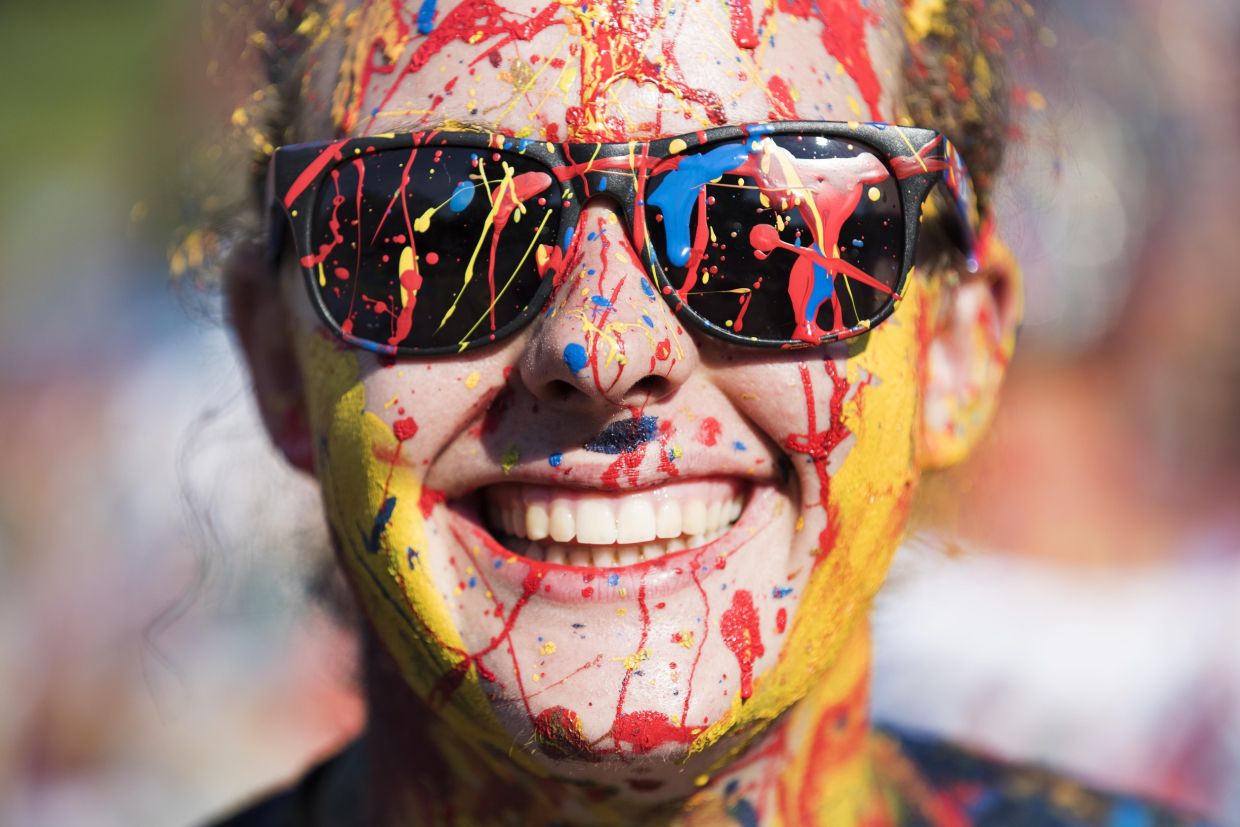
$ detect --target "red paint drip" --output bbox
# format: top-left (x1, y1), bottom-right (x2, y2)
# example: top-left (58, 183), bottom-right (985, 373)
top-left (611, 710), bottom-right (698, 753)
top-left (775, 0), bottom-right (883, 119)
top-left (720, 589), bottom-right (764, 700)
top-left (418, 487), bottom-right (446, 518)
top-left (728, 0), bottom-right (760, 49)
top-left (775, 606), bottom-right (787, 634)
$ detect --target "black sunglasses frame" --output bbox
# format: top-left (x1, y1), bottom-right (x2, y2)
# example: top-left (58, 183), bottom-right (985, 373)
top-left (267, 120), bottom-right (978, 356)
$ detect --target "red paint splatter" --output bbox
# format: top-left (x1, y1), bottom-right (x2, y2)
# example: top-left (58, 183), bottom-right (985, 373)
top-left (393, 416), bottom-right (419, 441)
top-left (766, 74), bottom-right (799, 120)
top-left (418, 486), bottom-right (446, 517)
top-left (728, 0), bottom-right (759, 49)
top-left (611, 710), bottom-right (698, 753)
top-left (774, 0), bottom-right (883, 120)
top-left (696, 416), bottom-right (722, 446)
top-left (720, 589), bottom-right (764, 700)
top-left (775, 607), bottom-right (787, 634)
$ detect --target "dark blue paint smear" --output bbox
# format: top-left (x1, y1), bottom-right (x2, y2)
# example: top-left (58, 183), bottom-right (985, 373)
top-left (647, 142), bottom-right (753, 267)
top-left (416, 0), bottom-right (438, 34)
top-left (361, 496), bottom-right (397, 554)
top-left (563, 343), bottom-right (588, 374)
top-left (584, 416), bottom-right (659, 454)
top-left (725, 798), bottom-right (759, 827)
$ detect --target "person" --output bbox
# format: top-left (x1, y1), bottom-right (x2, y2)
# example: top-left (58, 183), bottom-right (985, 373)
top-left (211, 0), bottom-right (1209, 823)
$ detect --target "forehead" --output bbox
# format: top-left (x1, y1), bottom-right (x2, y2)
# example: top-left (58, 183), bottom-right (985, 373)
top-left (310, 0), bottom-right (904, 142)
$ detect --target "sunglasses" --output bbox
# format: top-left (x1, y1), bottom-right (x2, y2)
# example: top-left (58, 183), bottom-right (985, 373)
top-left (266, 120), bottom-right (979, 356)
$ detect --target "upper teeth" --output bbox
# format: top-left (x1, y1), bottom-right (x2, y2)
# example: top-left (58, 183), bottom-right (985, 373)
top-left (485, 480), bottom-right (745, 547)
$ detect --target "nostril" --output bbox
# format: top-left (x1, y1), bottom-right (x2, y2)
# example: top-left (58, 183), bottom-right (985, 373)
top-left (544, 379), bottom-right (581, 404)
top-left (627, 374), bottom-right (672, 402)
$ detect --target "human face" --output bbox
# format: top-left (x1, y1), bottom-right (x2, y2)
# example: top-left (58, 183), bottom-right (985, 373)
top-left (286, 0), bottom-right (930, 782)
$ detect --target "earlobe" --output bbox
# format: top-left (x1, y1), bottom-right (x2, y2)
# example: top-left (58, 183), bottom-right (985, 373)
top-left (917, 235), bottom-right (1022, 470)
top-left (225, 243), bottom-right (316, 474)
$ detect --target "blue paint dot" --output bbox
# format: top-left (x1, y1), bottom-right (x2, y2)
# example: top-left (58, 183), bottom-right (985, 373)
top-left (597, 175), bottom-right (608, 192)
top-left (493, 559), bottom-right (503, 568)
top-left (562, 343), bottom-right (588, 374)
top-left (562, 225), bottom-right (575, 251)
top-left (449, 180), bottom-right (475, 212)
top-left (732, 440), bottom-right (747, 451)
top-left (468, 576), bottom-right (477, 588)
top-left (608, 573), bottom-right (620, 586)
top-left (642, 314), bottom-right (655, 328)
top-left (851, 238), bottom-right (864, 248)
top-left (772, 586), bottom-right (793, 599)
top-left (417, 0), bottom-right (438, 35)
top-left (590, 295), bottom-right (614, 308)
top-left (639, 278), bottom-right (656, 299)
top-left (548, 453), bottom-right (563, 467)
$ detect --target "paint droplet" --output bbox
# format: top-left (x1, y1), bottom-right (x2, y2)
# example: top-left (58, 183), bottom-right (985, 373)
top-left (548, 452), bottom-right (563, 467)
top-left (425, 251), bottom-right (440, 264)
top-left (668, 138), bottom-right (687, 155)
top-left (464, 371), bottom-right (481, 389)
top-left (393, 417), bottom-right (418, 441)
top-left (563, 343), bottom-right (588, 374)
top-left (539, 641), bottom-right (557, 655)
top-left (867, 186), bottom-right (881, 202)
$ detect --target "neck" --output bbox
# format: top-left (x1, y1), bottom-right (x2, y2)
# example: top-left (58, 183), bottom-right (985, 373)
top-left (356, 622), bottom-right (887, 826)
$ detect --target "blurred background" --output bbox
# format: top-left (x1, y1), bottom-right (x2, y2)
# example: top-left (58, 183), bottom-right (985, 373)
top-left (0, 0), bottom-right (1236, 824)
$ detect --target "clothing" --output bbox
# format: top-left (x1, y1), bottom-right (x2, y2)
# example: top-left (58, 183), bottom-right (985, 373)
top-left (209, 729), bottom-right (1214, 826)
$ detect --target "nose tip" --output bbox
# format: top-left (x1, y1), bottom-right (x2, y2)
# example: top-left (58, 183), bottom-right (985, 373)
top-left (518, 207), bottom-right (698, 412)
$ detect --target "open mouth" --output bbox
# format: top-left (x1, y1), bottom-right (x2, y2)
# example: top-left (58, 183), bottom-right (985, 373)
top-left (480, 478), bottom-right (749, 568)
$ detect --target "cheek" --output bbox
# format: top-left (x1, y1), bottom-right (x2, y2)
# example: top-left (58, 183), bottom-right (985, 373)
top-left (293, 330), bottom-right (519, 747)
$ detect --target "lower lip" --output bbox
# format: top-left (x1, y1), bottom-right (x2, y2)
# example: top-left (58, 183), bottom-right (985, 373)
top-left (445, 484), bottom-right (779, 604)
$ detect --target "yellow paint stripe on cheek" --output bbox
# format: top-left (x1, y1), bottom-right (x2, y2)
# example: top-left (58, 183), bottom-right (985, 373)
top-left (295, 333), bottom-right (509, 750)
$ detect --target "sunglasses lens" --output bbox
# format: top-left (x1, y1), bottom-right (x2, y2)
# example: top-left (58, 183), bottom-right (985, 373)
top-left (644, 135), bottom-right (905, 345)
top-left (307, 146), bottom-right (561, 352)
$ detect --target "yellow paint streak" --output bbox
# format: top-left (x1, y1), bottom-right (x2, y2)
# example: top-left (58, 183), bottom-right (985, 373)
top-left (685, 278), bottom-right (928, 760)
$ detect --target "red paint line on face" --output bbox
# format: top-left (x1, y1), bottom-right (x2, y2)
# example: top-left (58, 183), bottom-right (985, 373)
top-left (728, 0), bottom-right (760, 49)
top-left (720, 588), bottom-right (764, 699)
top-left (775, 0), bottom-right (883, 120)
top-left (607, 578), bottom-right (651, 751)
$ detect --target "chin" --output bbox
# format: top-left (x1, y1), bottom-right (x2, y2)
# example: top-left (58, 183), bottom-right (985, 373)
top-left (405, 464), bottom-right (813, 766)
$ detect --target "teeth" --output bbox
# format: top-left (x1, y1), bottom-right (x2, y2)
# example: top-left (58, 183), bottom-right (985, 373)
top-left (616, 499), bottom-right (657, 544)
top-left (682, 500), bottom-right (707, 535)
top-left (655, 500), bottom-right (682, 539)
top-left (576, 500), bottom-right (618, 545)
top-left (484, 481), bottom-right (746, 567)
top-left (549, 501), bottom-right (575, 543)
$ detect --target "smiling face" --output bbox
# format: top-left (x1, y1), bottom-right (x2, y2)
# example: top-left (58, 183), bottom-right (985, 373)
top-left (251, 0), bottom-right (992, 793)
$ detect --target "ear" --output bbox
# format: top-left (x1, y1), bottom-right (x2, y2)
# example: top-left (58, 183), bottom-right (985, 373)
top-left (225, 243), bottom-right (315, 474)
top-left (917, 234), bottom-right (1023, 470)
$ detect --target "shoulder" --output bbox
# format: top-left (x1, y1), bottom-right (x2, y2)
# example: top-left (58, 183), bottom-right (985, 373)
top-left (873, 724), bottom-right (1217, 827)
top-left (205, 741), bottom-right (366, 827)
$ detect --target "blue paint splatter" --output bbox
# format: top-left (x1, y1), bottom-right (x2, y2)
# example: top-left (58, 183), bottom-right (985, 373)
top-left (548, 452), bottom-right (563, 467)
top-left (563, 343), bottom-right (588, 374)
top-left (726, 798), bottom-right (759, 827)
top-left (639, 277), bottom-right (656, 299)
top-left (647, 141), bottom-right (753, 267)
top-left (562, 224), bottom-right (575, 252)
top-left (608, 573), bottom-right (620, 586)
top-left (416, 0), bottom-right (438, 33)
top-left (1107, 800), bottom-right (1154, 827)
top-left (597, 175), bottom-right (608, 192)
top-left (732, 440), bottom-right (748, 451)
top-left (772, 586), bottom-right (793, 598)
top-left (584, 416), bottom-right (659, 454)
top-left (590, 295), bottom-right (614, 309)
top-left (361, 496), bottom-right (397, 554)
top-left (449, 180), bottom-right (475, 212)
top-left (406, 547), bottom-right (419, 569)
top-left (641, 314), bottom-right (655, 328)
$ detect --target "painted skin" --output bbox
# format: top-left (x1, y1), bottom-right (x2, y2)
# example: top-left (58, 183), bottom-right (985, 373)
top-left (235, 0), bottom-right (1037, 823)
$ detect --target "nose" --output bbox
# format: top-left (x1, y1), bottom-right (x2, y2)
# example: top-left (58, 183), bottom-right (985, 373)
top-left (519, 203), bottom-right (700, 412)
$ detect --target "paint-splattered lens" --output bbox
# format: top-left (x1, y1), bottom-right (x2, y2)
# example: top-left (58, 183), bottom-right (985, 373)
top-left (644, 135), bottom-right (904, 345)
top-left (308, 147), bottom-right (561, 352)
